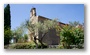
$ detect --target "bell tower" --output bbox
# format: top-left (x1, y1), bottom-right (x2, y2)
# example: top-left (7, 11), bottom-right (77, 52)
top-left (28, 7), bottom-right (37, 42)
top-left (30, 7), bottom-right (36, 17)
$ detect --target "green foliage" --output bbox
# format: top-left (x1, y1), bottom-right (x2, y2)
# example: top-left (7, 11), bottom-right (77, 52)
top-left (37, 43), bottom-right (48, 49)
top-left (4, 4), bottom-right (11, 45)
top-left (73, 28), bottom-right (84, 45)
top-left (55, 25), bottom-right (62, 36)
top-left (4, 28), bottom-right (12, 45)
top-left (60, 25), bottom-right (84, 49)
top-left (5, 41), bottom-right (48, 49)
top-left (4, 4), bottom-right (11, 29)
top-left (23, 34), bottom-right (28, 42)
top-left (25, 19), bottom-right (58, 34)
top-left (11, 24), bottom-right (26, 43)
top-left (57, 45), bottom-right (64, 49)
top-left (13, 43), bottom-right (35, 49)
top-left (17, 37), bottom-right (24, 43)
top-left (25, 20), bottom-right (36, 34)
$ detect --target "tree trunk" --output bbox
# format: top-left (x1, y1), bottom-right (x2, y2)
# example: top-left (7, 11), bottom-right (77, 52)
top-left (39, 40), bottom-right (44, 49)
top-left (34, 36), bottom-right (38, 49)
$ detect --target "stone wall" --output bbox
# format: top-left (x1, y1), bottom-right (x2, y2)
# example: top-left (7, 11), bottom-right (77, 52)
top-left (38, 29), bottom-right (60, 45)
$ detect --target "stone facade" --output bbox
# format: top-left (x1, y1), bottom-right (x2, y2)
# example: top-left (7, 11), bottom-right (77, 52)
top-left (28, 8), bottom-right (66, 45)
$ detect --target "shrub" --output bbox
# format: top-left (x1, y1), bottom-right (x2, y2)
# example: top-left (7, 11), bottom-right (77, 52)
top-left (57, 45), bottom-right (64, 49)
top-left (60, 25), bottom-right (84, 49)
top-left (13, 42), bottom-right (36, 49)
top-left (5, 41), bottom-right (48, 49)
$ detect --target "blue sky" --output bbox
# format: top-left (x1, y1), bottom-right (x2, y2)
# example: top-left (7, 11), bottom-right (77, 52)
top-left (4, 4), bottom-right (84, 30)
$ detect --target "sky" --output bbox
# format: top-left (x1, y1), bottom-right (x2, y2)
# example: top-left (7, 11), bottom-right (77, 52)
top-left (4, 4), bottom-right (84, 30)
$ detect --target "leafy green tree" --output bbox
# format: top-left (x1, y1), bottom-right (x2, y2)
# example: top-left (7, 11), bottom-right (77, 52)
top-left (11, 24), bottom-right (26, 43)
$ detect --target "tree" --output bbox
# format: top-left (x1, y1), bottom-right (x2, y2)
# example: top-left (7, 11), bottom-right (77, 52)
top-left (4, 4), bottom-right (11, 29)
top-left (11, 24), bottom-right (26, 43)
top-left (25, 19), bottom-right (58, 48)
top-left (69, 21), bottom-right (79, 27)
top-left (4, 4), bottom-right (11, 45)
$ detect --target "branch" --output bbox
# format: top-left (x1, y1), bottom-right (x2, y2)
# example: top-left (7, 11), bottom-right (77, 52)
top-left (41, 32), bottom-right (48, 41)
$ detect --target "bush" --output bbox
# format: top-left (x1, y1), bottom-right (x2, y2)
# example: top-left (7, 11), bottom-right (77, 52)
top-left (57, 45), bottom-right (64, 49)
top-left (60, 25), bottom-right (84, 49)
top-left (12, 42), bottom-right (36, 49)
top-left (37, 43), bottom-right (48, 49)
top-left (5, 41), bottom-right (48, 49)
top-left (13, 43), bottom-right (35, 49)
